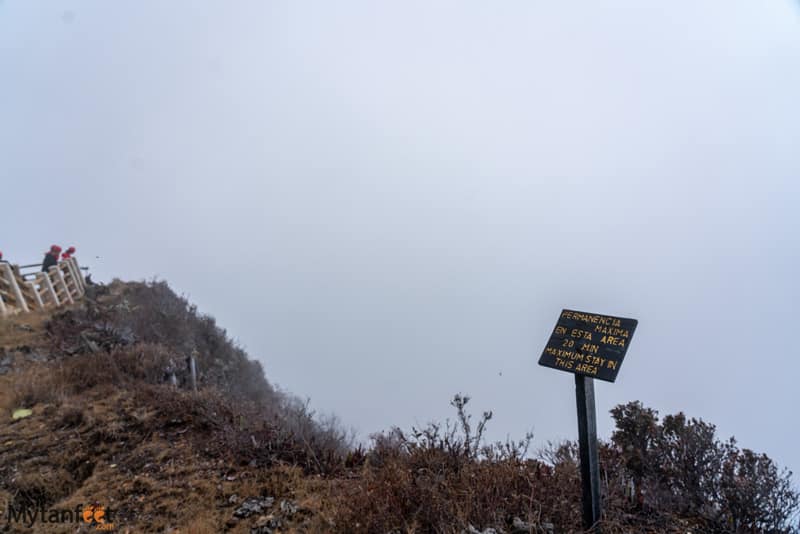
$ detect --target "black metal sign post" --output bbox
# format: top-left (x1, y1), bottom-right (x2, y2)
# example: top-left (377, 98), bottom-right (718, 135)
top-left (575, 374), bottom-right (601, 531)
top-left (538, 309), bottom-right (638, 533)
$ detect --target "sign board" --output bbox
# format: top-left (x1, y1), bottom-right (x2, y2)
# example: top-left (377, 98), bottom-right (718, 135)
top-left (538, 309), bottom-right (638, 383)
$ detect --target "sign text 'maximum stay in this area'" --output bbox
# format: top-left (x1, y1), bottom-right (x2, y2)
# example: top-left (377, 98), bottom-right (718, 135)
top-left (538, 309), bottom-right (638, 383)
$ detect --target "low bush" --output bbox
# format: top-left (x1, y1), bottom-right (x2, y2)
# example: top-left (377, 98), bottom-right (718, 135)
top-left (42, 279), bottom-right (355, 473)
top-left (609, 401), bottom-right (799, 533)
top-left (331, 396), bottom-right (799, 534)
top-left (332, 395), bottom-right (573, 533)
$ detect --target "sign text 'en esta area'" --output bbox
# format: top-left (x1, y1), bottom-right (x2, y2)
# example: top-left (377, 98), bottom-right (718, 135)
top-left (538, 309), bottom-right (638, 383)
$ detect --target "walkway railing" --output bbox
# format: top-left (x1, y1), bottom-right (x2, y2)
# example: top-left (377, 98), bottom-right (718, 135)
top-left (0, 257), bottom-right (86, 318)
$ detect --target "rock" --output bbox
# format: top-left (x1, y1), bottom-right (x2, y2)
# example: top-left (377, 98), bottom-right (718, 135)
top-left (0, 353), bottom-right (12, 375)
top-left (511, 517), bottom-right (533, 533)
top-left (265, 514), bottom-right (282, 528)
top-left (251, 513), bottom-right (281, 533)
top-left (79, 332), bottom-right (100, 353)
top-left (279, 499), bottom-right (298, 516)
top-left (463, 527), bottom-right (500, 534)
top-left (233, 497), bottom-right (275, 519)
top-left (5, 347), bottom-right (48, 363)
top-left (228, 494), bottom-right (239, 505)
top-left (28, 350), bottom-right (48, 362)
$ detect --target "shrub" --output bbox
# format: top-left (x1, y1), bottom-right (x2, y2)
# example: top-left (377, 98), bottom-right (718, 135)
top-left (331, 397), bottom-right (799, 534)
top-left (610, 401), bottom-right (799, 533)
top-left (28, 279), bottom-right (358, 478)
top-left (332, 395), bottom-right (563, 533)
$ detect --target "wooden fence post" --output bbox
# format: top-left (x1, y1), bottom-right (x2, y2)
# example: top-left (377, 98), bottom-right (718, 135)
top-left (24, 281), bottom-right (44, 310)
top-left (38, 272), bottom-right (60, 307)
top-left (59, 263), bottom-right (75, 299)
top-left (70, 258), bottom-right (85, 293)
top-left (50, 266), bottom-right (73, 305)
top-left (62, 262), bottom-right (76, 297)
top-left (1, 263), bottom-right (28, 313)
top-left (189, 356), bottom-right (198, 392)
top-left (63, 260), bottom-right (83, 297)
top-left (11, 267), bottom-right (44, 311)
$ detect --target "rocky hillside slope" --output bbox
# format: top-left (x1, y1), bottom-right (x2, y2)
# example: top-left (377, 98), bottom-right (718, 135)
top-left (0, 281), bottom-right (345, 533)
top-left (0, 280), bottom-right (797, 533)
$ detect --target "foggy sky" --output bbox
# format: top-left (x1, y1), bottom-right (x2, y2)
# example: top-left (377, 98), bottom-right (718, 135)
top-left (2, 1), bottom-right (799, 479)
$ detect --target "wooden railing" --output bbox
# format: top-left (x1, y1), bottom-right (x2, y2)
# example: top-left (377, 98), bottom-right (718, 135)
top-left (0, 257), bottom-right (86, 318)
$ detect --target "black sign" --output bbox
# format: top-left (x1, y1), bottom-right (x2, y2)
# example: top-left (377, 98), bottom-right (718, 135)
top-left (539, 309), bottom-right (638, 382)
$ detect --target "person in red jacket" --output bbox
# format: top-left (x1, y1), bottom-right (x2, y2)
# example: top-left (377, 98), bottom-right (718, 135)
top-left (61, 246), bottom-right (76, 260)
top-left (0, 250), bottom-right (6, 263)
top-left (42, 245), bottom-right (61, 272)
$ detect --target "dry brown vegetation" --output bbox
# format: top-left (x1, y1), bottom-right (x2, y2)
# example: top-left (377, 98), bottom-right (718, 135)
top-left (0, 279), bottom-right (797, 533)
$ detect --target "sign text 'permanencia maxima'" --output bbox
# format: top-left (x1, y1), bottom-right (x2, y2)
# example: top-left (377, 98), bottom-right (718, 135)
top-left (538, 309), bottom-right (638, 382)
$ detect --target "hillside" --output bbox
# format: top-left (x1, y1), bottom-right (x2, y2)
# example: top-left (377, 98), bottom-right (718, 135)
top-left (0, 280), bottom-right (797, 533)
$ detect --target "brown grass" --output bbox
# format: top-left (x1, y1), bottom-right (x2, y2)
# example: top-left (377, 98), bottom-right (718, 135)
top-left (2, 280), bottom-right (797, 533)
top-left (0, 310), bottom-right (52, 348)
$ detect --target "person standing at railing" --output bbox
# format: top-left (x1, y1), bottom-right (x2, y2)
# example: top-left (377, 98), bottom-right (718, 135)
top-left (0, 250), bottom-right (6, 263)
top-left (41, 245), bottom-right (61, 272)
top-left (61, 246), bottom-right (76, 260)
